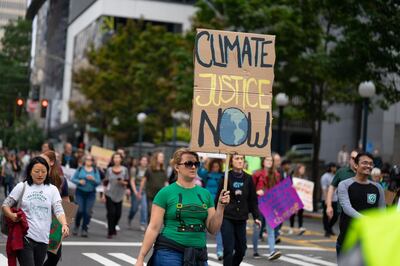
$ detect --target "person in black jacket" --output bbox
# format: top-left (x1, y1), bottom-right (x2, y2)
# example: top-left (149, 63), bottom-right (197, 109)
top-left (216, 154), bottom-right (261, 266)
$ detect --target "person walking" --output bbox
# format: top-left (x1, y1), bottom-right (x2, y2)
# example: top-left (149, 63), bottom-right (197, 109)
top-left (321, 163), bottom-right (339, 237)
top-left (41, 151), bottom-right (70, 266)
top-left (289, 163), bottom-right (307, 235)
top-left (2, 151), bottom-right (21, 197)
top-left (71, 155), bottom-right (101, 237)
top-left (103, 152), bottom-right (129, 238)
top-left (326, 149), bottom-right (358, 219)
top-left (2, 156), bottom-right (69, 266)
top-left (217, 154), bottom-right (261, 266)
top-left (139, 152), bottom-right (168, 221)
top-left (135, 148), bottom-right (230, 266)
top-left (198, 158), bottom-right (224, 260)
top-left (253, 156), bottom-right (282, 260)
top-left (336, 152), bottom-right (385, 256)
top-left (128, 155), bottom-right (149, 231)
top-left (61, 142), bottom-right (78, 169)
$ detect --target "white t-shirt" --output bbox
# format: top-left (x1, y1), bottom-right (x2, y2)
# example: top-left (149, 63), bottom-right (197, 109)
top-left (9, 182), bottom-right (62, 244)
top-left (320, 172), bottom-right (338, 202)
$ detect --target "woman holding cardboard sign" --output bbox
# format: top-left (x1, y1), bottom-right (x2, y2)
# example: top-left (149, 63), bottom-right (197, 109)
top-left (216, 154), bottom-right (261, 266)
top-left (41, 150), bottom-right (71, 266)
top-left (135, 148), bottom-right (230, 266)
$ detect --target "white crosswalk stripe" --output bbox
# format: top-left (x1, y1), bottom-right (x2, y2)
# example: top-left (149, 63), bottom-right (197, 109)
top-left (83, 253), bottom-right (122, 266)
top-left (286, 254), bottom-right (337, 266)
top-left (108, 253), bottom-right (148, 265)
top-left (0, 253), bottom-right (8, 265)
top-left (278, 255), bottom-right (320, 266)
top-left (208, 253), bottom-right (254, 266)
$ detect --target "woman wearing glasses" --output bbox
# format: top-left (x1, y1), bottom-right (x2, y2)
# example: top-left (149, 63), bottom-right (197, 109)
top-left (135, 148), bottom-right (230, 266)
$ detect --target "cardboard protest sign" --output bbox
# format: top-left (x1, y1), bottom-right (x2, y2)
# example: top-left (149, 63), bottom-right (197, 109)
top-left (258, 178), bottom-right (303, 229)
top-left (62, 201), bottom-right (78, 225)
top-left (190, 29), bottom-right (276, 157)
top-left (90, 145), bottom-right (114, 169)
top-left (292, 177), bottom-right (314, 212)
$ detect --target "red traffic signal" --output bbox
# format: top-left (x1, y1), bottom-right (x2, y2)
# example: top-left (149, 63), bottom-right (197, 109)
top-left (16, 98), bottom-right (24, 106)
top-left (41, 99), bottom-right (49, 108)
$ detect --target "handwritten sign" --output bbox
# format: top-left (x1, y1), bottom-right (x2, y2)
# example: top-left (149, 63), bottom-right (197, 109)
top-left (292, 178), bottom-right (314, 212)
top-left (90, 145), bottom-right (114, 169)
top-left (258, 178), bottom-right (303, 229)
top-left (190, 29), bottom-right (276, 157)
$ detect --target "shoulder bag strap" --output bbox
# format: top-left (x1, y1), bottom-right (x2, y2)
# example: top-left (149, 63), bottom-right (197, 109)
top-left (16, 182), bottom-right (26, 209)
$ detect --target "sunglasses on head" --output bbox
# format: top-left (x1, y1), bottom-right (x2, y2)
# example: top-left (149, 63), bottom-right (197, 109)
top-left (178, 161), bottom-right (200, 169)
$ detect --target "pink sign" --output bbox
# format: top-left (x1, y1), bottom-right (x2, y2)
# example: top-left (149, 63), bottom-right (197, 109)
top-left (258, 178), bottom-right (304, 229)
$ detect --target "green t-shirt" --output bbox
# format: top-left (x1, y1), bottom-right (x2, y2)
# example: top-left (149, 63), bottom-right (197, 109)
top-left (331, 166), bottom-right (355, 187)
top-left (153, 182), bottom-right (214, 248)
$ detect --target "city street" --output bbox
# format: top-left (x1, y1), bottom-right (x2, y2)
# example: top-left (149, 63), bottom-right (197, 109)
top-left (0, 198), bottom-right (338, 266)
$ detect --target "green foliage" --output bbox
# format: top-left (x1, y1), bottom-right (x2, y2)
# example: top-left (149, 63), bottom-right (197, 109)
top-left (2, 118), bottom-right (45, 151)
top-left (154, 126), bottom-right (191, 144)
top-left (0, 18), bottom-right (32, 146)
top-left (72, 20), bottom-right (193, 145)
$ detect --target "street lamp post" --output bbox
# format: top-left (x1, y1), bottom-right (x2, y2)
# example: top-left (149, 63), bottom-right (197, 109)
top-left (358, 81), bottom-right (376, 152)
top-left (275, 93), bottom-right (289, 155)
top-left (137, 112), bottom-right (147, 157)
top-left (171, 111), bottom-right (190, 151)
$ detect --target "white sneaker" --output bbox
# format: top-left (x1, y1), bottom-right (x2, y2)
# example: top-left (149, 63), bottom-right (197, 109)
top-left (299, 227), bottom-right (306, 235)
top-left (116, 225), bottom-right (121, 231)
top-left (287, 229), bottom-right (293, 235)
top-left (268, 251), bottom-right (281, 261)
top-left (140, 225), bottom-right (146, 231)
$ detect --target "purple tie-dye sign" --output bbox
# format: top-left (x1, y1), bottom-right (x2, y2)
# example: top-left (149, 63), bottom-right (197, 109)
top-left (258, 178), bottom-right (304, 229)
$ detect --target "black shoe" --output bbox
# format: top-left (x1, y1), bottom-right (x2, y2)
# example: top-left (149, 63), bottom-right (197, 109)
top-left (81, 230), bottom-right (88, 237)
top-left (253, 253), bottom-right (261, 259)
top-left (268, 251), bottom-right (282, 261)
top-left (330, 230), bottom-right (336, 236)
top-left (275, 237), bottom-right (281, 244)
top-left (325, 232), bottom-right (331, 237)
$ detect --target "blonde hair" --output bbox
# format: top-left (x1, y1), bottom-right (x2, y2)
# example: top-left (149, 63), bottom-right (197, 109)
top-left (171, 148), bottom-right (199, 168)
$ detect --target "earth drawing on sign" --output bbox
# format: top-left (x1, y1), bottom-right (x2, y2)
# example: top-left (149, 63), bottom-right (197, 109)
top-left (219, 108), bottom-right (249, 146)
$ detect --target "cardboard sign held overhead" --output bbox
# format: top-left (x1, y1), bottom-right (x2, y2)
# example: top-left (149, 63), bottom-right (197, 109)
top-left (90, 145), bottom-right (114, 169)
top-left (190, 29), bottom-right (276, 157)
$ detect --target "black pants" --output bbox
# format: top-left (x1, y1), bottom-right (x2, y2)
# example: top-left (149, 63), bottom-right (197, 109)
top-left (17, 237), bottom-right (48, 266)
top-left (290, 209), bottom-right (304, 228)
top-left (322, 201), bottom-right (339, 234)
top-left (106, 196), bottom-right (122, 235)
top-left (221, 218), bottom-right (247, 266)
top-left (43, 244), bottom-right (62, 266)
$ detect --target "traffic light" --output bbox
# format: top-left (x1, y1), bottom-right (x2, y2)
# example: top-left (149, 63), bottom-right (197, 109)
top-left (41, 99), bottom-right (49, 118)
top-left (16, 98), bottom-right (24, 117)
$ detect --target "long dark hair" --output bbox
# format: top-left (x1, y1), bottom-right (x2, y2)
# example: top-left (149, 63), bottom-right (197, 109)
top-left (25, 156), bottom-right (50, 186)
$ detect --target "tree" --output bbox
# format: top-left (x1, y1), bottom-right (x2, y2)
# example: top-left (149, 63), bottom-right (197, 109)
top-left (72, 20), bottom-right (192, 146)
top-left (0, 18), bottom-right (32, 144)
top-left (192, 0), bottom-right (400, 206)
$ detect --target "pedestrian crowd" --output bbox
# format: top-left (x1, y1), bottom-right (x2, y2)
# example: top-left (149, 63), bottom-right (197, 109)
top-left (0, 142), bottom-right (398, 266)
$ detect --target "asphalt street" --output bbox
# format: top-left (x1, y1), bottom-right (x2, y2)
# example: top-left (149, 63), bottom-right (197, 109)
top-left (0, 197), bottom-right (338, 266)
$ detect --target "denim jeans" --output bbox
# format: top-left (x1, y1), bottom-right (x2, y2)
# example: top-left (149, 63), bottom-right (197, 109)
top-left (75, 189), bottom-right (96, 231)
top-left (221, 218), bottom-right (247, 266)
top-left (216, 231), bottom-right (223, 254)
top-left (128, 191), bottom-right (148, 225)
top-left (152, 248), bottom-right (208, 266)
top-left (253, 220), bottom-right (275, 254)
